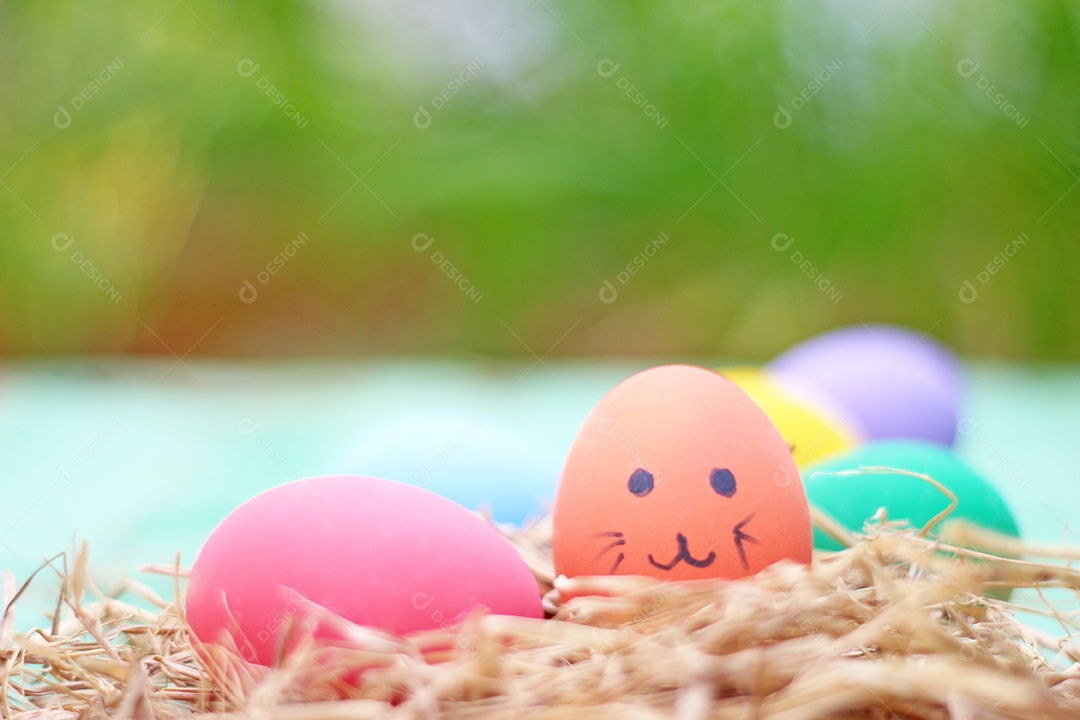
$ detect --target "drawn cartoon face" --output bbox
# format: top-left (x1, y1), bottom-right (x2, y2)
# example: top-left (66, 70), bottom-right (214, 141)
top-left (552, 365), bottom-right (812, 581)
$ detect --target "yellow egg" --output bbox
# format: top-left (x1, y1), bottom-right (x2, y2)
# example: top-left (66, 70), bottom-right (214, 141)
top-left (717, 366), bottom-right (860, 467)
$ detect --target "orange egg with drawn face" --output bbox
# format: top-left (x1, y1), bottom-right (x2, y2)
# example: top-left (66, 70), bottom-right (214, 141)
top-left (553, 365), bottom-right (812, 581)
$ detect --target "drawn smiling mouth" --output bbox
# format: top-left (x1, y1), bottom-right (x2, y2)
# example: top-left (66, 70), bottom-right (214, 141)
top-left (647, 533), bottom-right (716, 570)
top-left (647, 513), bottom-right (760, 572)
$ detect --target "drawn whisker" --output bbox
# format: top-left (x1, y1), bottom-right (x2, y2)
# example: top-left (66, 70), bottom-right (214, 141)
top-left (594, 538), bottom-right (626, 561)
top-left (593, 531), bottom-right (628, 572)
top-left (733, 513), bottom-right (759, 571)
top-left (734, 513), bottom-right (756, 532)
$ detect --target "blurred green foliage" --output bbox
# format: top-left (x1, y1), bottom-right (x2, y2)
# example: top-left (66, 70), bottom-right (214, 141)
top-left (1, 0), bottom-right (1078, 359)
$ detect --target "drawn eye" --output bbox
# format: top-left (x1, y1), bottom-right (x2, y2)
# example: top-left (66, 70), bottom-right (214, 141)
top-left (710, 468), bottom-right (736, 497)
top-left (628, 468), bottom-right (654, 497)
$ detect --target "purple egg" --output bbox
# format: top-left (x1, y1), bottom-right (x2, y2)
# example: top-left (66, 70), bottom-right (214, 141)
top-left (768, 325), bottom-right (962, 446)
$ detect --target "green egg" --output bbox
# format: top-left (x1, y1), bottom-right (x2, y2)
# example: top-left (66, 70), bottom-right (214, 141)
top-left (804, 440), bottom-right (1020, 552)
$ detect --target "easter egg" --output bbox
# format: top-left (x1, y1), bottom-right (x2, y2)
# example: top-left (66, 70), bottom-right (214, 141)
top-left (718, 366), bottom-right (860, 467)
top-left (768, 324), bottom-right (962, 446)
top-left (186, 475), bottom-right (542, 666)
top-left (553, 365), bottom-right (812, 581)
top-left (803, 440), bottom-right (1019, 551)
top-left (333, 410), bottom-right (560, 525)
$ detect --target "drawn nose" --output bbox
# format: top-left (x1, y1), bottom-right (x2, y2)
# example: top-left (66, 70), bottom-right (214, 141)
top-left (676, 533), bottom-right (716, 568)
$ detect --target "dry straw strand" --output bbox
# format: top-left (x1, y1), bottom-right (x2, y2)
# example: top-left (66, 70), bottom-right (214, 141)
top-left (0, 517), bottom-right (1078, 719)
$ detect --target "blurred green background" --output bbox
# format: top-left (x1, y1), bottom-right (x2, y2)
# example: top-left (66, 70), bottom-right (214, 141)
top-left (1, 0), bottom-right (1078, 360)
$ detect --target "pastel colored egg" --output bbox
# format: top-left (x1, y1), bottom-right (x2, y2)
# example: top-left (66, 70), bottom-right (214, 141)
top-left (553, 365), bottom-right (812, 582)
top-left (332, 410), bottom-right (560, 525)
top-left (803, 440), bottom-right (1019, 552)
top-left (186, 475), bottom-right (542, 666)
top-left (718, 366), bottom-right (860, 467)
top-left (768, 324), bottom-right (962, 446)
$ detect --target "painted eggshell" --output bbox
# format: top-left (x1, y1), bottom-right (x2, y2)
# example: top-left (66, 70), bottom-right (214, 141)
top-left (553, 365), bottom-right (812, 581)
top-left (333, 410), bottom-right (560, 525)
top-left (186, 475), bottom-right (542, 666)
top-left (769, 324), bottom-right (962, 446)
top-left (718, 366), bottom-right (860, 467)
top-left (803, 440), bottom-right (1020, 551)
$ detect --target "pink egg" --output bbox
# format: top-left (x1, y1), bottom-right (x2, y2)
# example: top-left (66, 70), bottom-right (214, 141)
top-left (186, 475), bottom-right (541, 666)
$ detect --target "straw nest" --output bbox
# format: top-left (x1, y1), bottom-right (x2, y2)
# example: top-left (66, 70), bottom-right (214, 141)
top-left (3, 516), bottom-right (1080, 719)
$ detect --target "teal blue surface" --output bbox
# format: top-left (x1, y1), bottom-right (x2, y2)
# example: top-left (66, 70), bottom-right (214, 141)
top-left (334, 409), bottom-right (563, 525)
top-left (805, 440), bottom-right (1021, 552)
top-left (1, 360), bottom-right (1078, 636)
